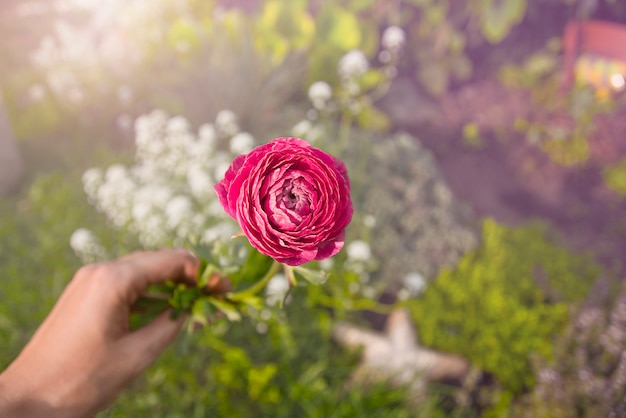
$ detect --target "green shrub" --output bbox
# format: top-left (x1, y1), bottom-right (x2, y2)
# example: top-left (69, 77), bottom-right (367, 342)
top-left (603, 157), bottom-right (626, 196)
top-left (104, 296), bottom-right (422, 418)
top-left (409, 219), bottom-right (600, 396)
top-left (0, 172), bottom-right (97, 366)
top-left (0, 171), bottom-right (434, 417)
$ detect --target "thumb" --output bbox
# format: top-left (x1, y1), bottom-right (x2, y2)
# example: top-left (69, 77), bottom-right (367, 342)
top-left (122, 310), bottom-right (187, 373)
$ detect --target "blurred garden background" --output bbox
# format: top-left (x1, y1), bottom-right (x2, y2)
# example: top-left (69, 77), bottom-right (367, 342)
top-left (2, 0), bottom-right (626, 416)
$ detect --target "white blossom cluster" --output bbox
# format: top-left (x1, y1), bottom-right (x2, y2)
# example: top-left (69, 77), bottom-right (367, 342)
top-left (77, 109), bottom-right (254, 250)
top-left (381, 26), bottom-right (406, 54)
top-left (378, 25), bottom-right (406, 78)
top-left (397, 272), bottom-right (427, 300)
top-left (27, 0), bottom-right (178, 106)
top-left (292, 25), bottom-right (407, 137)
top-left (338, 50), bottom-right (369, 82)
top-left (266, 274), bottom-right (290, 307)
top-left (308, 81), bottom-right (333, 110)
top-left (69, 228), bottom-right (108, 263)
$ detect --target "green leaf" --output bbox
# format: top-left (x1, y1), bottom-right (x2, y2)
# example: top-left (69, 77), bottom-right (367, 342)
top-left (254, 0), bottom-right (315, 62)
top-left (237, 293), bottom-right (264, 311)
top-left (229, 245), bottom-right (274, 289)
top-left (169, 285), bottom-right (201, 311)
top-left (129, 297), bottom-right (171, 330)
top-left (248, 364), bottom-right (278, 400)
top-left (209, 298), bottom-right (242, 322)
top-left (317, 5), bottom-right (361, 51)
top-left (479, 0), bottom-right (527, 44)
top-left (524, 52), bottom-right (558, 77)
top-left (191, 297), bottom-right (215, 327)
top-left (357, 20), bottom-right (380, 57)
top-left (357, 104), bottom-right (391, 132)
top-left (166, 18), bottom-right (200, 52)
top-left (198, 260), bottom-right (219, 288)
top-left (359, 69), bottom-right (384, 91)
top-left (294, 266), bottom-right (329, 285)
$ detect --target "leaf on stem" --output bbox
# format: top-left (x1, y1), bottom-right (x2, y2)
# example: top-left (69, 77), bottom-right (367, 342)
top-left (209, 298), bottom-right (242, 322)
top-left (294, 266), bottom-right (329, 285)
top-left (191, 297), bottom-right (215, 327)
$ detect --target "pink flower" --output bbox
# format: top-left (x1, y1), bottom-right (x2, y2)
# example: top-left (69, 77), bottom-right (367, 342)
top-left (215, 137), bottom-right (353, 266)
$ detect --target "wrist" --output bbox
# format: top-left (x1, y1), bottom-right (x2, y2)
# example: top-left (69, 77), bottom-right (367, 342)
top-left (0, 368), bottom-right (46, 417)
top-left (0, 364), bottom-right (89, 418)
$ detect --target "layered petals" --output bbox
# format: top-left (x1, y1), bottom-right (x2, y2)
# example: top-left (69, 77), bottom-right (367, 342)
top-left (214, 137), bottom-right (353, 266)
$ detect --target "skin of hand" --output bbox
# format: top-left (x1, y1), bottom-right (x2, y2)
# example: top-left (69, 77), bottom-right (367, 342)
top-left (0, 248), bottom-right (200, 418)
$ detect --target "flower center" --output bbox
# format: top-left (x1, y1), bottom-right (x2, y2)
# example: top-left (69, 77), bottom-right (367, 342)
top-left (282, 181), bottom-right (299, 209)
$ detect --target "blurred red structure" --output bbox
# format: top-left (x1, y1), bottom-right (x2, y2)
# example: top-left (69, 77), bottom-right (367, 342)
top-left (562, 19), bottom-right (626, 91)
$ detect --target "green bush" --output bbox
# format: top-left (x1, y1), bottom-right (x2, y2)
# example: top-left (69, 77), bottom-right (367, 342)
top-left (0, 172), bottom-right (98, 367)
top-left (103, 295), bottom-right (422, 418)
top-left (603, 157), bottom-right (626, 196)
top-left (409, 219), bottom-right (600, 396)
top-left (0, 170), bottom-right (436, 417)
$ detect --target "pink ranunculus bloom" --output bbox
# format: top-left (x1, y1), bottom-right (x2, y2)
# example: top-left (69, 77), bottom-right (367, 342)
top-left (214, 137), bottom-right (353, 266)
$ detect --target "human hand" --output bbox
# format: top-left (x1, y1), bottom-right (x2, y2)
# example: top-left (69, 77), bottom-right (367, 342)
top-left (0, 248), bottom-right (200, 418)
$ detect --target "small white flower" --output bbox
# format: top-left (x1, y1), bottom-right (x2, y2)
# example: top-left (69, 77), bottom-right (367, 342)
top-left (130, 164), bottom-right (158, 183)
top-left (187, 165), bottom-right (213, 199)
top-left (397, 288), bottom-right (410, 301)
top-left (255, 322), bottom-right (268, 334)
top-left (308, 81), bottom-right (332, 109)
top-left (70, 228), bottom-right (94, 253)
top-left (308, 81), bottom-right (332, 101)
top-left (362, 286), bottom-right (377, 299)
top-left (82, 168), bottom-right (102, 198)
top-left (260, 309), bottom-right (273, 321)
top-left (198, 123), bottom-right (216, 144)
top-left (136, 184), bottom-right (173, 209)
top-left (105, 164), bottom-right (128, 183)
top-left (403, 272), bottom-right (427, 296)
top-left (131, 200), bottom-right (152, 221)
top-left (166, 115), bottom-right (190, 135)
top-left (382, 26), bottom-right (406, 52)
top-left (318, 258), bottom-right (334, 271)
top-left (347, 240), bottom-right (371, 262)
top-left (266, 274), bottom-right (290, 306)
top-left (230, 132), bottom-right (255, 155)
top-left (338, 50), bottom-right (369, 80)
top-left (201, 222), bottom-right (237, 244)
top-left (165, 195), bottom-right (193, 229)
top-left (292, 120), bottom-right (313, 138)
top-left (70, 228), bottom-right (107, 263)
top-left (215, 110), bottom-right (239, 137)
top-left (378, 50), bottom-right (391, 64)
top-left (363, 215), bottom-right (376, 228)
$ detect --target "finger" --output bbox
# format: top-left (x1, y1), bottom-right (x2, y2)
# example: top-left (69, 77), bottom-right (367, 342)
top-left (121, 310), bottom-right (187, 375)
top-left (207, 273), bottom-right (233, 293)
top-left (114, 249), bottom-right (199, 301)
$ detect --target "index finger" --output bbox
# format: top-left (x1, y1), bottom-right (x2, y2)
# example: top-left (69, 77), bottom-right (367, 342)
top-left (115, 248), bottom-right (199, 302)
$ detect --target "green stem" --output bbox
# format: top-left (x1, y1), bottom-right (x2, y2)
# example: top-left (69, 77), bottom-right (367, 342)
top-left (228, 260), bottom-right (282, 301)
